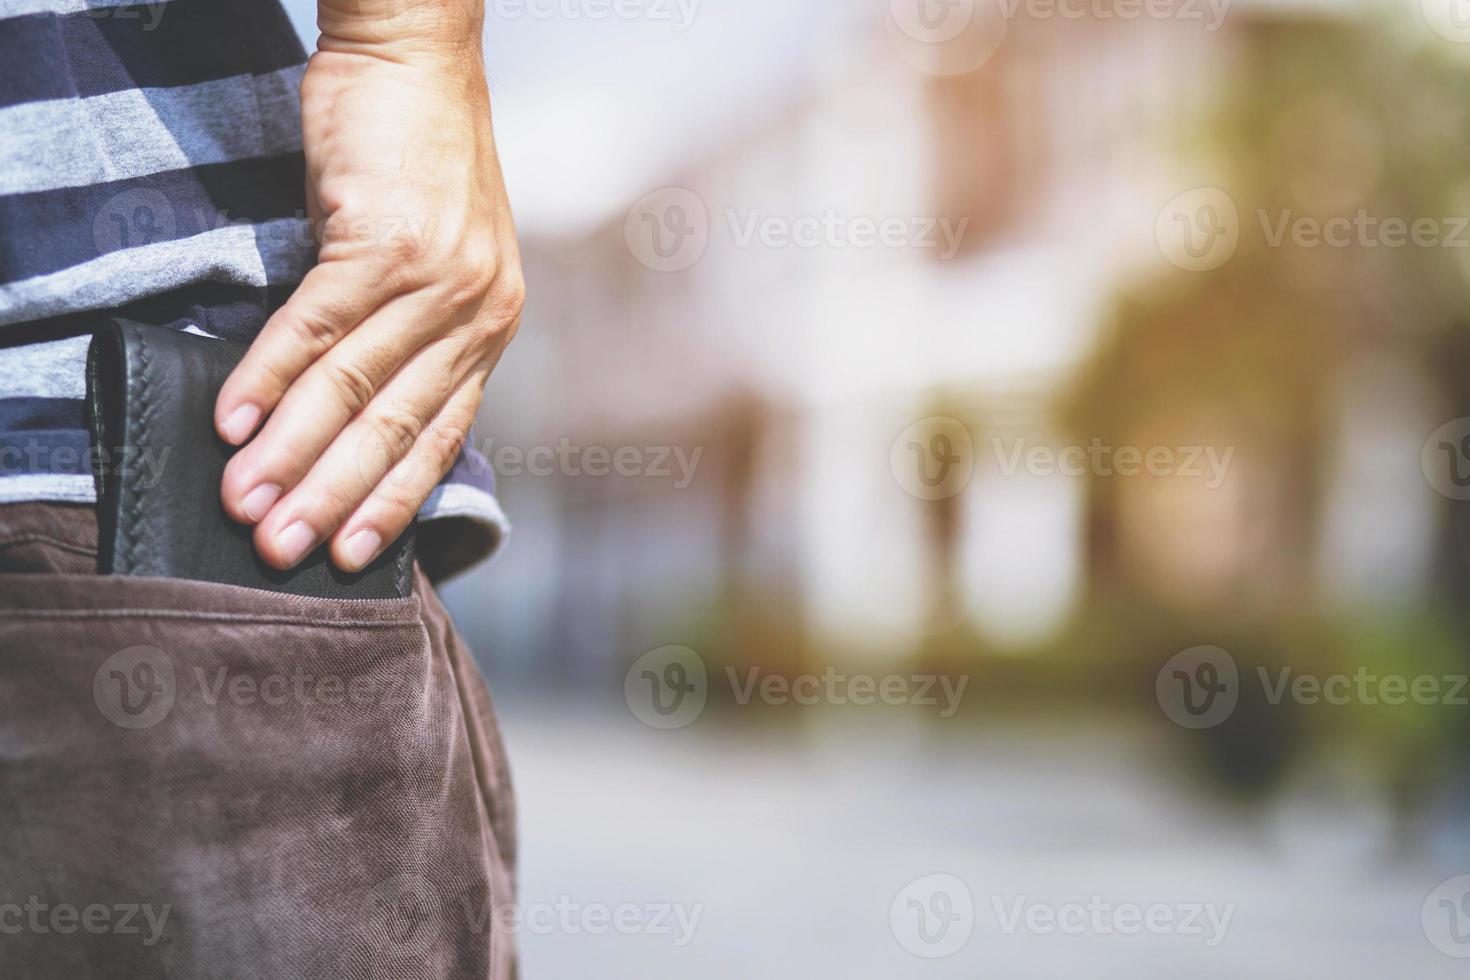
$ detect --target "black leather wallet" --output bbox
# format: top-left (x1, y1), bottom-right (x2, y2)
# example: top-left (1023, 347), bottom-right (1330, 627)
top-left (86, 319), bottom-right (415, 598)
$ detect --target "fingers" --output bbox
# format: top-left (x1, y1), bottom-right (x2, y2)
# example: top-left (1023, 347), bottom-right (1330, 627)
top-left (218, 290), bottom-right (442, 527)
top-left (244, 341), bottom-right (478, 570)
top-left (214, 257), bottom-right (398, 445)
top-left (329, 376), bottom-right (486, 572)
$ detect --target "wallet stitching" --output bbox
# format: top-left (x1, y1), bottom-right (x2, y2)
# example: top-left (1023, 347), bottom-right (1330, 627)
top-left (135, 329), bottom-right (156, 572)
top-left (394, 539), bottom-right (411, 597)
top-left (122, 327), bottom-right (154, 574)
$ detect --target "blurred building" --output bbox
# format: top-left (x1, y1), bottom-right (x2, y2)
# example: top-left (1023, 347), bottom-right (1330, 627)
top-left (459, 8), bottom-right (1271, 678)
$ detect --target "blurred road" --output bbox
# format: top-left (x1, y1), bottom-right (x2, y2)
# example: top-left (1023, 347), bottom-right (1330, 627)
top-left (497, 706), bottom-right (1465, 978)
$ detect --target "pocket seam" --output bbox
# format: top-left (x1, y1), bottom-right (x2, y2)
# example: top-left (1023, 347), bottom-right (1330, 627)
top-left (0, 534), bottom-right (98, 559)
top-left (0, 608), bottom-right (420, 630)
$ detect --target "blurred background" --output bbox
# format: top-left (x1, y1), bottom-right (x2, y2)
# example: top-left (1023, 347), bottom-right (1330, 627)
top-left (280, 1), bottom-right (1470, 974)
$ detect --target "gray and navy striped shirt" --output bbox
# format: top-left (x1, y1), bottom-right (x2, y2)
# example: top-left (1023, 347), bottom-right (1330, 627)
top-left (0, 0), bottom-right (509, 563)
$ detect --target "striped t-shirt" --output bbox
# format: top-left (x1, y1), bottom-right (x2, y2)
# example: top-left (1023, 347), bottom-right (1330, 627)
top-left (0, 0), bottom-right (509, 565)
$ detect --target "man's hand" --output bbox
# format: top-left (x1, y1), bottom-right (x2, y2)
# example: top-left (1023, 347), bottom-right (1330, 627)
top-left (214, 0), bottom-right (522, 572)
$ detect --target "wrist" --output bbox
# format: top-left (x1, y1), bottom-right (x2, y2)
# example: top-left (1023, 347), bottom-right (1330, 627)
top-left (317, 0), bottom-right (484, 60)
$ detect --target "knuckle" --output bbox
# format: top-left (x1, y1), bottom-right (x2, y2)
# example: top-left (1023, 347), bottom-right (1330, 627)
top-left (455, 315), bottom-right (510, 358)
top-left (321, 358), bottom-right (377, 414)
top-left (450, 272), bottom-right (525, 356)
top-left (270, 446), bottom-right (312, 483)
top-left (367, 405), bottom-right (424, 460)
top-left (386, 227), bottom-right (426, 265)
top-left (286, 303), bottom-right (345, 354)
top-left (385, 424), bottom-right (464, 497)
top-left (422, 420), bottom-right (468, 471)
top-left (445, 245), bottom-right (499, 308)
top-left (247, 355), bottom-right (296, 402)
top-left (494, 267), bottom-right (527, 321)
top-left (313, 178), bottom-right (358, 221)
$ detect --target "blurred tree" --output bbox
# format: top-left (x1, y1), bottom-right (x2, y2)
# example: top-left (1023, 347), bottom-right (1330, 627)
top-left (1061, 16), bottom-right (1470, 803)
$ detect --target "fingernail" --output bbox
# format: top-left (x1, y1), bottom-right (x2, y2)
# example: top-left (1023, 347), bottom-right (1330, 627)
top-left (241, 483), bottom-right (281, 523)
top-left (275, 521), bottom-right (317, 567)
top-left (221, 404), bottom-right (261, 444)
top-left (343, 528), bottom-right (382, 571)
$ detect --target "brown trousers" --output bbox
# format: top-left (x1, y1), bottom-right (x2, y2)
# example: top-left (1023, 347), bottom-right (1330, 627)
top-left (0, 504), bottom-right (517, 979)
